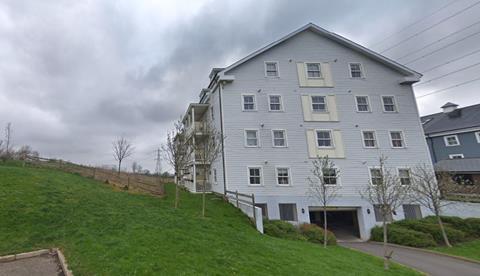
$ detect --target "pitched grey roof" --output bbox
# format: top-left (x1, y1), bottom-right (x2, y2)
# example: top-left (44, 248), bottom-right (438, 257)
top-left (435, 158), bottom-right (480, 173)
top-left (421, 103), bottom-right (480, 135)
top-left (219, 23), bottom-right (421, 79)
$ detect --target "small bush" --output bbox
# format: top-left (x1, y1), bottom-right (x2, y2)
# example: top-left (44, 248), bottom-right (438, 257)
top-left (299, 224), bottom-right (336, 245)
top-left (370, 224), bottom-right (437, 248)
top-left (396, 219), bottom-right (466, 244)
top-left (423, 216), bottom-right (479, 238)
top-left (263, 220), bottom-right (305, 241)
top-left (465, 218), bottom-right (480, 237)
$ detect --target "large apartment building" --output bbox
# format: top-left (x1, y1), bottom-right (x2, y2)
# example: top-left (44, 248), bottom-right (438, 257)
top-left (180, 23), bottom-right (433, 240)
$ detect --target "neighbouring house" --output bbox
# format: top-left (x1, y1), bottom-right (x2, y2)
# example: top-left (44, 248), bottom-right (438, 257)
top-left (179, 23), bottom-right (434, 240)
top-left (421, 102), bottom-right (480, 194)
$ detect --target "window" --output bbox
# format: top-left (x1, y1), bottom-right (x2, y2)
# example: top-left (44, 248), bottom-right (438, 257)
top-left (268, 95), bottom-right (283, 111)
top-left (323, 168), bottom-right (338, 185)
top-left (279, 203), bottom-right (297, 221)
top-left (248, 167), bottom-right (262, 185)
top-left (276, 167), bottom-right (290, 186)
top-left (272, 130), bottom-right (287, 147)
top-left (311, 96), bottom-right (327, 112)
top-left (370, 168), bottom-right (382, 185)
top-left (210, 106), bottom-right (214, 121)
top-left (449, 154), bottom-right (464, 159)
top-left (362, 131), bottom-right (377, 148)
top-left (355, 96), bottom-right (370, 112)
top-left (213, 168), bottom-right (217, 183)
top-left (306, 63), bottom-right (321, 78)
top-left (255, 203), bottom-right (268, 219)
top-left (390, 131), bottom-right (405, 148)
top-left (382, 96), bottom-right (397, 112)
top-left (242, 94), bottom-right (256, 111)
top-left (374, 204), bottom-right (393, 222)
top-left (245, 130), bottom-right (259, 147)
top-left (265, 62), bottom-right (279, 77)
top-left (403, 204), bottom-right (422, 220)
top-left (476, 132), bottom-right (480, 143)
top-left (349, 63), bottom-right (364, 78)
top-left (398, 169), bottom-right (411, 185)
top-left (316, 130), bottom-right (333, 147)
top-left (444, 135), bottom-right (460, 146)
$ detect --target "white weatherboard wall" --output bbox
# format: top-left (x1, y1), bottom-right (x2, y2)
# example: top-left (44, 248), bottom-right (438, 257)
top-left (217, 29), bottom-right (433, 239)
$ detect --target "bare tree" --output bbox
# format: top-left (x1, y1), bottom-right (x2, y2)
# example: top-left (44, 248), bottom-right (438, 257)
top-left (112, 136), bottom-right (134, 174)
top-left (307, 155), bottom-right (339, 248)
top-left (195, 121), bottom-right (224, 217)
top-left (410, 164), bottom-right (456, 247)
top-left (162, 120), bottom-right (192, 209)
top-left (360, 156), bottom-right (411, 270)
top-left (4, 122), bottom-right (12, 158)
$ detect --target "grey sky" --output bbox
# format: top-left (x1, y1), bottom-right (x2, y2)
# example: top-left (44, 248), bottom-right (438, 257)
top-left (1, 0), bottom-right (479, 171)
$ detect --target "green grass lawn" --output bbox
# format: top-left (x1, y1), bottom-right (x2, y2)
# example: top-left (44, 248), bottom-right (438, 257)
top-left (431, 240), bottom-right (480, 262)
top-left (0, 164), bottom-right (419, 275)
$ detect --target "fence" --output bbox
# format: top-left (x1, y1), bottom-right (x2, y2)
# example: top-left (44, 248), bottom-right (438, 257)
top-left (225, 190), bottom-right (263, 233)
top-left (25, 156), bottom-right (170, 196)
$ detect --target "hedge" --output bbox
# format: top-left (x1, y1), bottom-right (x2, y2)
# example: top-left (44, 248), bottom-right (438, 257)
top-left (299, 223), bottom-right (337, 245)
top-left (263, 220), bottom-right (306, 241)
top-left (395, 219), bottom-right (466, 244)
top-left (370, 224), bottom-right (437, 248)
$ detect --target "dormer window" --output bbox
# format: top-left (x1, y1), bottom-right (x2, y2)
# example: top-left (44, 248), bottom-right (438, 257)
top-left (306, 63), bottom-right (321, 78)
top-left (265, 62), bottom-right (279, 77)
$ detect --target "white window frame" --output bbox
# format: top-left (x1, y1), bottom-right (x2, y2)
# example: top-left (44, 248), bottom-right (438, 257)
top-left (389, 130), bottom-right (406, 148)
top-left (368, 167), bottom-right (383, 186)
top-left (449, 154), bottom-right (464, 159)
top-left (444, 135), bottom-right (460, 147)
top-left (244, 129), bottom-right (260, 147)
top-left (311, 95), bottom-right (328, 112)
top-left (382, 95), bottom-right (398, 113)
top-left (361, 130), bottom-right (378, 148)
top-left (241, 94), bottom-right (257, 111)
top-left (315, 129), bottom-right (334, 148)
top-left (355, 95), bottom-right (371, 112)
top-left (247, 166), bottom-right (263, 186)
top-left (271, 129), bottom-right (288, 148)
top-left (397, 167), bottom-right (412, 186)
top-left (322, 167), bottom-right (340, 186)
top-left (305, 62), bottom-right (322, 79)
top-left (476, 132), bottom-right (480, 143)
top-left (268, 94), bottom-right (284, 112)
top-left (264, 61), bottom-right (280, 77)
top-left (349, 62), bottom-right (365, 78)
top-left (275, 167), bottom-right (291, 186)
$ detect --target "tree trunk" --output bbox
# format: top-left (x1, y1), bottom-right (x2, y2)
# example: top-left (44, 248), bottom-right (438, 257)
top-left (437, 213), bottom-right (451, 247)
top-left (174, 176), bottom-right (179, 209)
top-left (383, 218), bottom-right (389, 270)
top-left (117, 160), bottom-right (122, 175)
top-left (323, 208), bottom-right (328, 248)
top-left (202, 166), bottom-right (207, 217)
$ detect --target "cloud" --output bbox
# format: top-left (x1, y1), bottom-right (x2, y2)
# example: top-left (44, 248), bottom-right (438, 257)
top-left (0, 0), bottom-right (478, 171)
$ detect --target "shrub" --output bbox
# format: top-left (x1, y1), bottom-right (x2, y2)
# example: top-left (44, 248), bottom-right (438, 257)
top-left (465, 218), bottom-right (480, 237)
top-left (423, 216), bottom-right (479, 238)
top-left (395, 219), bottom-right (466, 244)
top-left (299, 224), bottom-right (336, 245)
top-left (263, 220), bottom-right (305, 241)
top-left (370, 224), bottom-right (437, 248)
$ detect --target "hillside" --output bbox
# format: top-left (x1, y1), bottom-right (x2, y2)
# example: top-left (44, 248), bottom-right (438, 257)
top-left (0, 164), bottom-right (418, 275)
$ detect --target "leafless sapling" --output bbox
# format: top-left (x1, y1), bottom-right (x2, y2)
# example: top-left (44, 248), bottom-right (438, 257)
top-left (360, 156), bottom-right (412, 270)
top-left (307, 155), bottom-right (339, 248)
top-left (410, 164), bottom-right (456, 247)
top-left (112, 136), bottom-right (134, 174)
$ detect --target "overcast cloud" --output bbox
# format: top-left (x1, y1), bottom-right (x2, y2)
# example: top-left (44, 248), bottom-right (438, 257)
top-left (1, 0), bottom-right (479, 171)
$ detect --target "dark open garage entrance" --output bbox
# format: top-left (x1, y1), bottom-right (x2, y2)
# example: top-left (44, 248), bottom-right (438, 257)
top-left (309, 208), bottom-right (360, 240)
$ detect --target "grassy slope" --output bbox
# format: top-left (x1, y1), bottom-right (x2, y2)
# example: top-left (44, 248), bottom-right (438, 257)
top-left (431, 240), bottom-right (480, 261)
top-left (0, 164), bottom-right (418, 275)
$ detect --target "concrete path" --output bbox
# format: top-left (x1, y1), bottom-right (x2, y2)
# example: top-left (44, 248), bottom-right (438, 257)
top-left (0, 254), bottom-right (64, 276)
top-left (341, 242), bottom-right (480, 276)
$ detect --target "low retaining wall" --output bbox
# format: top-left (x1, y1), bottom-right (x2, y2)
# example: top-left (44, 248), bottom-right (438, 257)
top-left (227, 197), bottom-right (263, 233)
top-left (441, 200), bottom-right (480, 218)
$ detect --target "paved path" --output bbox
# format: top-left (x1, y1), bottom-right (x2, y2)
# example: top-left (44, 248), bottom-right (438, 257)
top-left (341, 242), bottom-right (480, 276)
top-left (0, 254), bottom-right (63, 276)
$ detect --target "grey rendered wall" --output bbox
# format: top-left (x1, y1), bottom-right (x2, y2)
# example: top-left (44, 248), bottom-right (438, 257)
top-left (220, 29), bottom-right (433, 200)
top-left (428, 131), bottom-right (480, 163)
